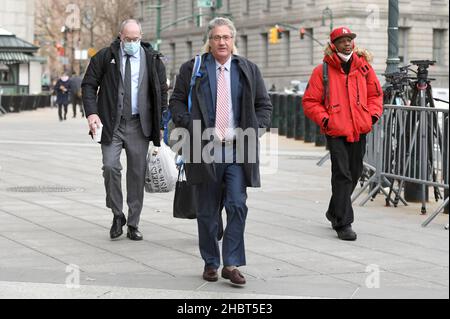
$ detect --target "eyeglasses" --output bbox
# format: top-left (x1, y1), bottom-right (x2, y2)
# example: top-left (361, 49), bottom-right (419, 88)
top-left (210, 35), bottom-right (233, 42)
top-left (123, 37), bottom-right (141, 43)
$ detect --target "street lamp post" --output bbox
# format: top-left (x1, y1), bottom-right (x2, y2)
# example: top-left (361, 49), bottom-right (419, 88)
top-left (148, 0), bottom-right (163, 51)
top-left (83, 6), bottom-right (95, 48)
top-left (61, 26), bottom-right (69, 73)
top-left (150, 1), bottom-right (225, 51)
top-left (156, 0), bottom-right (162, 50)
top-left (385, 0), bottom-right (400, 75)
top-left (322, 7), bottom-right (334, 33)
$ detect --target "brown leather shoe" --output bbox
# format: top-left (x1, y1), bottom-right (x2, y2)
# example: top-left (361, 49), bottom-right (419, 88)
top-left (221, 267), bottom-right (246, 285)
top-left (202, 267), bottom-right (218, 282)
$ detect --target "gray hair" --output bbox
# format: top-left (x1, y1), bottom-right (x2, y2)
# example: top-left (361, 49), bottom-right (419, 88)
top-left (202, 17), bottom-right (239, 54)
top-left (119, 19), bottom-right (143, 34)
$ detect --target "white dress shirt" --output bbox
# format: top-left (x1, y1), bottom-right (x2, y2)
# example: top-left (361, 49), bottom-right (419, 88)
top-left (121, 45), bottom-right (140, 115)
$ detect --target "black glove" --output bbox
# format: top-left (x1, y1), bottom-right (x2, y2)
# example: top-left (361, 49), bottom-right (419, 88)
top-left (372, 116), bottom-right (379, 125)
top-left (322, 117), bottom-right (329, 129)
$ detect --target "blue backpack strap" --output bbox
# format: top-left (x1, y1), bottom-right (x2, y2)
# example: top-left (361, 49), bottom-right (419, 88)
top-left (165, 55), bottom-right (202, 144)
top-left (188, 54), bottom-right (202, 113)
top-left (162, 108), bottom-right (171, 144)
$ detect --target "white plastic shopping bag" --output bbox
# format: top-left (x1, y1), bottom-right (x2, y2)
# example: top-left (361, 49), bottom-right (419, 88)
top-left (145, 141), bottom-right (178, 193)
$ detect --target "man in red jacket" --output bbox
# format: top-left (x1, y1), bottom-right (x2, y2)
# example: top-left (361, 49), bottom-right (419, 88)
top-left (303, 27), bottom-right (383, 241)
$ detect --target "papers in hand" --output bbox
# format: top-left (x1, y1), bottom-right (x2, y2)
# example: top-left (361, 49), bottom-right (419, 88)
top-left (94, 124), bottom-right (103, 143)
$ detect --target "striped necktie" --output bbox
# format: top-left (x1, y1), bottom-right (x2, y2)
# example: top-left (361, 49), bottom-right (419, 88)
top-left (215, 65), bottom-right (230, 141)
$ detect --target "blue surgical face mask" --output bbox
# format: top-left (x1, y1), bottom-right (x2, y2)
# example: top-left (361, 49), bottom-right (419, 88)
top-left (123, 41), bottom-right (140, 55)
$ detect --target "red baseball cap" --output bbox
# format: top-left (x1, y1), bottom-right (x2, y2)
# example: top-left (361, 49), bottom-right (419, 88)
top-left (330, 27), bottom-right (357, 43)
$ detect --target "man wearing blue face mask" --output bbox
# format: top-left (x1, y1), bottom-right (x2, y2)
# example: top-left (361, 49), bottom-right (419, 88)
top-left (82, 19), bottom-right (168, 241)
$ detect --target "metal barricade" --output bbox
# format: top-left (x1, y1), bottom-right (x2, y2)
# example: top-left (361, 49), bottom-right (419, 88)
top-left (315, 124), bottom-right (326, 146)
top-left (286, 94), bottom-right (295, 138)
top-left (278, 94), bottom-right (288, 136)
top-left (0, 87), bottom-right (5, 115)
top-left (304, 110), bottom-right (316, 143)
top-left (269, 93), bottom-right (279, 129)
top-left (352, 104), bottom-right (449, 227)
top-left (294, 94), bottom-right (305, 140)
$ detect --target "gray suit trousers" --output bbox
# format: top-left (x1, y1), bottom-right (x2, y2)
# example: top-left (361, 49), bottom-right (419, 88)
top-left (101, 116), bottom-right (149, 227)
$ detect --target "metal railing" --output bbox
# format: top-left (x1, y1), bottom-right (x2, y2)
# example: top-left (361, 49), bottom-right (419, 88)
top-left (352, 104), bottom-right (449, 227)
top-left (268, 92), bottom-right (327, 146)
top-left (0, 94), bottom-right (51, 113)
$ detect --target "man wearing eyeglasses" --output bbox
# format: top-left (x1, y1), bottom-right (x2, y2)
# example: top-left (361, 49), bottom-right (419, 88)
top-left (170, 17), bottom-right (272, 285)
top-left (82, 19), bottom-right (168, 241)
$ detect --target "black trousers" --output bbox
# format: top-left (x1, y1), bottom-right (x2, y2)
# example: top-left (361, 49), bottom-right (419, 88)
top-left (72, 96), bottom-right (84, 117)
top-left (326, 135), bottom-right (366, 230)
top-left (58, 104), bottom-right (68, 121)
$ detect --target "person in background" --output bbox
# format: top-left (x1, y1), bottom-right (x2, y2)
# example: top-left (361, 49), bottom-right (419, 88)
top-left (54, 73), bottom-right (71, 121)
top-left (70, 73), bottom-right (84, 118)
top-left (303, 27), bottom-right (383, 241)
top-left (82, 19), bottom-right (168, 241)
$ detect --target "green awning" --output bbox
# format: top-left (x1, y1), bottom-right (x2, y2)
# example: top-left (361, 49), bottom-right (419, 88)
top-left (29, 55), bottom-right (47, 64)
top-left (0, 51), bottom-right (31, 64)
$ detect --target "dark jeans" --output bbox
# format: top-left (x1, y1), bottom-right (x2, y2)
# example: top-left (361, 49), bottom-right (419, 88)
top-left (196, 145), bottom-right (248, 270)
top-left (58, 104), bottom-right (68, 121)
top-left (326, 135), bottom-right (366, 230)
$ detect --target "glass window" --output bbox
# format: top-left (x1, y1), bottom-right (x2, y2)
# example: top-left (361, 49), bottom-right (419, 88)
top-left (433, 29), bottom-right (445, 65)
top-left (284, 31), bottom-right (290, 66)
top-left (0, 64), bottom-right (12, 84)
top-left (242, 0), bottom-right (249, 14)
top-left (398, 27), bottom-right (409, 65)
top-left (262, 33), bottom-right (268, 67)
top-left (186, 41), bottom-right (193, 59)
top-left (240, 35), bottom-right (248, 57)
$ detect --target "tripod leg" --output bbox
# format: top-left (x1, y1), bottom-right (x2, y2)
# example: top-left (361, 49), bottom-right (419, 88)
top-left (386, 179), bottom-right (394, 207)
top-left (430, 106), bottom-right (444, 202)
top-left (395, 179), bottom-right (408, 206)
top-left (420, 110), bottom-right (428, 215)
top-left (386, 107), bottom-right (400, 207)
top-left (384, 177), bottom-right (401, 207)
top-left (393, 98), bottom-right (408, 208)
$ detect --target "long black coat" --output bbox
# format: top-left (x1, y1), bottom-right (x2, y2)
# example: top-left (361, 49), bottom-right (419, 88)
top-left (54, 79), bottom-right (71, 105)
top-left (169, 53), bottom-right (272, 187)
top-left (81, 39), bottom-right (168, 146)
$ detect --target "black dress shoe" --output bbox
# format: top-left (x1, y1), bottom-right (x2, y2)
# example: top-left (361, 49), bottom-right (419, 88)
top-left (336, 226), bottom-right (357, 241)
top-left (127, 226), bottom-right (143, 241)
top-left (110, 214), bottom-right (126, 239)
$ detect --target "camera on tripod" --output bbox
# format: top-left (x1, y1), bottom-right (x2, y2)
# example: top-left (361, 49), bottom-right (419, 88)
top-left (384, 66), bottom-right (410, 89)
top-left (410, 60), bottom-right (436, 82)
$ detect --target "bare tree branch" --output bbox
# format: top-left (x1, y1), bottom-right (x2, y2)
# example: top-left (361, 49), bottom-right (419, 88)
top-left (35, 0), bottom-right (136, 79)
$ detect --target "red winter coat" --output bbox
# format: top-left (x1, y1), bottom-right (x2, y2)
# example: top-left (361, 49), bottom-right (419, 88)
top-left (303, 46), bottom-right (383, 142)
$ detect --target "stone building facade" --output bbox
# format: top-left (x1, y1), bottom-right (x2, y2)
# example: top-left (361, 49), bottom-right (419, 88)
top-left (138, 0), bottom-right (449, 89)
top-left (0, 0), bottom-right (35, 43)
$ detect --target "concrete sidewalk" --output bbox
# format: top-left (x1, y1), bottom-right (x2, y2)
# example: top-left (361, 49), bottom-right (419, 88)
top-left (0, 108), bottom-right (448, 299)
